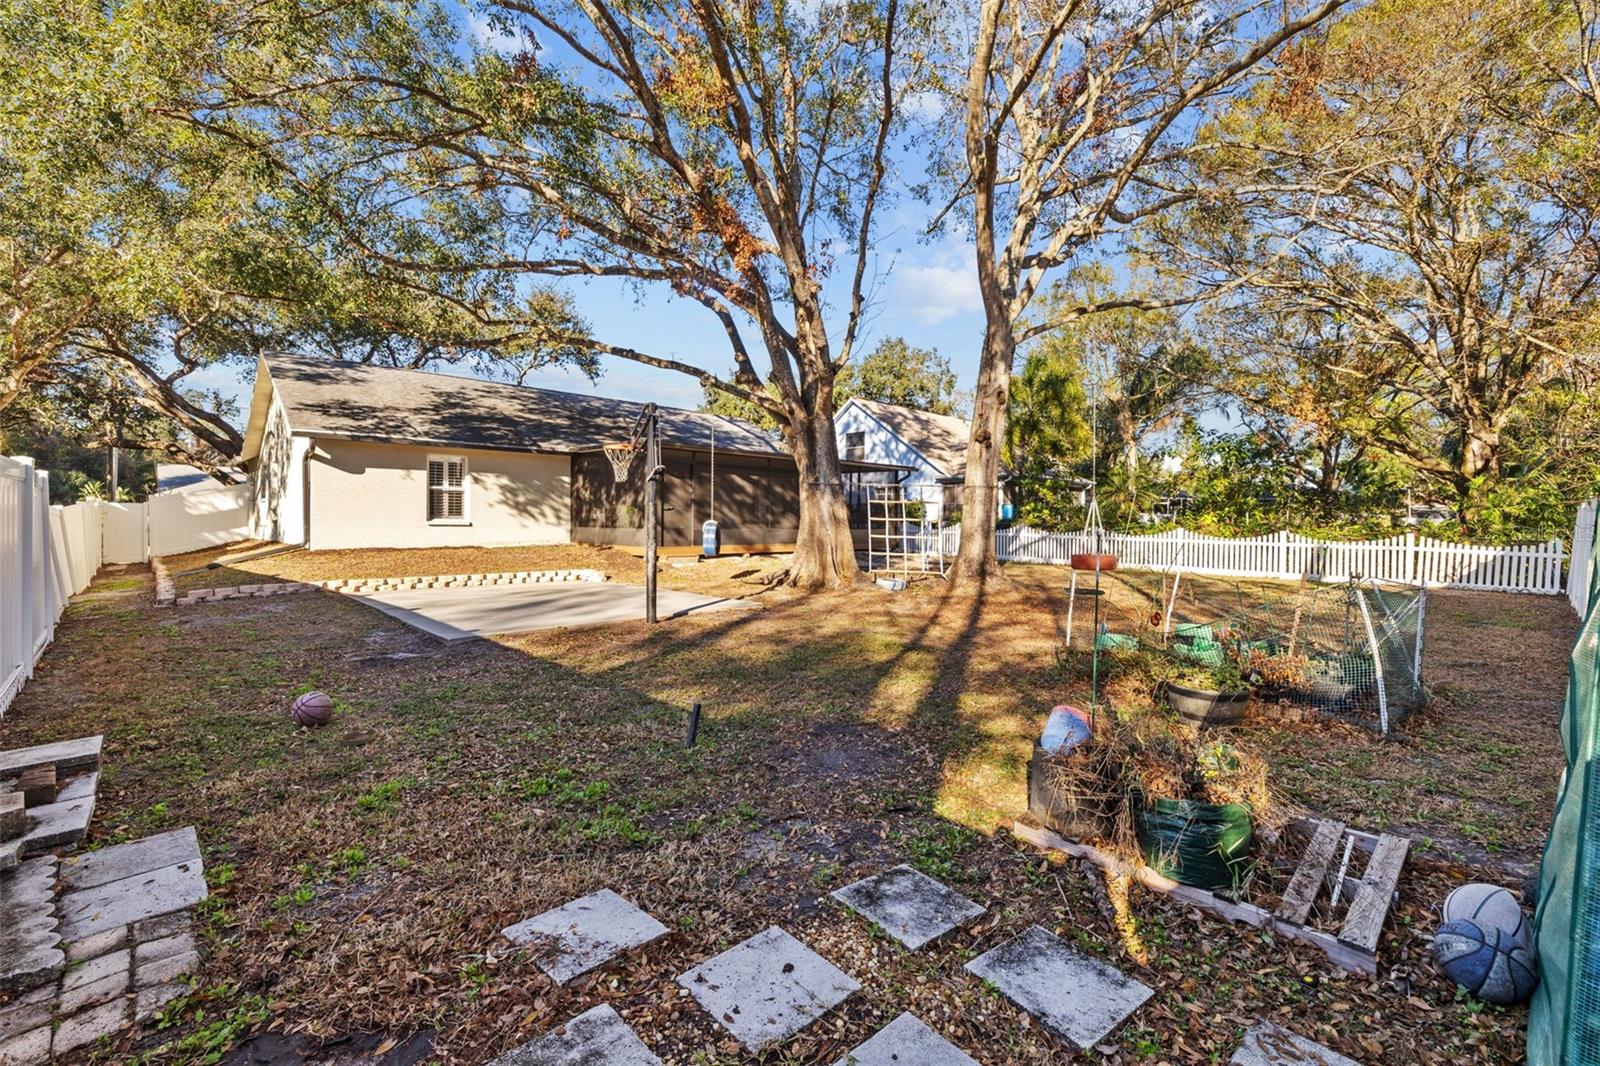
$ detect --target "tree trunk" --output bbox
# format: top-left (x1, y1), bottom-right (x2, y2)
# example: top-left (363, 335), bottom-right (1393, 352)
top-left (949, 318), bottom-right (1014, 589)
top-left (783, 402), bottom-right (863, 590)
top-left (1453, 420), bottom-right (1502, 524)
top-left (1116, 401), bottom-right (1138, 507)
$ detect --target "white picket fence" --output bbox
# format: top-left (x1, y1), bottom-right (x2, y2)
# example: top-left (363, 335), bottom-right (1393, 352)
top-left (1571, 499), bottom-right (1598, 615)
top-left (2, 456), bottom-right (252, 717)
top-left (938, 523), bottom-right (1570, 595)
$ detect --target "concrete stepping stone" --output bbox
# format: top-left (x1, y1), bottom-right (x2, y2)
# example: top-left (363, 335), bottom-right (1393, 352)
top-left (17, 773), bottom-right (97, 857)
top-left (965, 925), bottom-right (1152, 1051)
top-left (830, 864), bottom-right (986, 950)
top-left (1232, 1020), bottom-right (1361, 1065)
top-left (0, 736), bottom-right (102, 779)
top-left (677, 926), bottom-right (859, 1052)
top-left (502, 888), bottom-right (667, 986)
top-left (488, 1004), bottom-right (662, 1066)
top-left (832, 1012), bottom-right (978, 1066)
top-left (56, 832), bottom-right (207, 942)
top-left (61, 827), bottom-right (199, 891)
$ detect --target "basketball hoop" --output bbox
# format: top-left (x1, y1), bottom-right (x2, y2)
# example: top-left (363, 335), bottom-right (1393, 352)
top-left (603, 442), bottom-right (638, 483)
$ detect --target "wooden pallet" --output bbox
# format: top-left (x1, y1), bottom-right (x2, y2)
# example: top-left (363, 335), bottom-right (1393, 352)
top-left (1013, 817), bottom-right (1410, 977)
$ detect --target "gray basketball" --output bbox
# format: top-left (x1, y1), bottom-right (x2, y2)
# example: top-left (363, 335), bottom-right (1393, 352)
top-left (1433, 918), bottom-right (1538, 1005)
top-left (1443, 883), bottom-right (1529, 947)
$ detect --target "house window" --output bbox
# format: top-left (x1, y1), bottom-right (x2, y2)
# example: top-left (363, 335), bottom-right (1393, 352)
top-left (844, 431), bottom-right (866, 460)
top-left (427, 455), bottom-right (468, 523)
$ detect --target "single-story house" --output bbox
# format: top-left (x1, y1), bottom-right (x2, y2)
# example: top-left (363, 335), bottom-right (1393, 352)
top-left (833, 397), bottom-right (1019, 523)
top-left (239, 354), bottom-right (899, 552)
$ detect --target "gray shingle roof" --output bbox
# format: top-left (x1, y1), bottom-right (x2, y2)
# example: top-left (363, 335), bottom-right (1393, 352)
top-left (847, 397), bottom-right (978, 477)
top-left (263, 353), bottom-right (785, 456)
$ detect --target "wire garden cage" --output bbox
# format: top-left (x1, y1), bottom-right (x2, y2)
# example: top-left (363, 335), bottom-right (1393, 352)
top-left (1222, 579), bottom-right (1428, 734)
top-left (1064, 572), bottom-right (1428, 735)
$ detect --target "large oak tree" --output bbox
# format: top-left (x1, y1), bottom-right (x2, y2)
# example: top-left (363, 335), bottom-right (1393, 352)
top-left (198, 0), bottom-right (907, 587)
top-left (1158, 0), bottom-right (1600, 515)
top-left (928, 0), bottom-right (1344, 587)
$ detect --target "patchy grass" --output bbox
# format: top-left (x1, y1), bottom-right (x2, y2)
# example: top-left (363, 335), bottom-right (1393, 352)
top-left (0, 558), bottom-right (1571, 1064)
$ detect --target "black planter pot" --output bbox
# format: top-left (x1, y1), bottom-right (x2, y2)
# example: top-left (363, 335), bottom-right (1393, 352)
top-left (1027, 745), bottom-right (1115, 841)
top-left (1165, 682), bottom-right (1250, 727)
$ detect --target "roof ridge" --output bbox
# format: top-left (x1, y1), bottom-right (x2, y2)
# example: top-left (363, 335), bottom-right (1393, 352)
top-left (262, 351), bottom-right (764, 431)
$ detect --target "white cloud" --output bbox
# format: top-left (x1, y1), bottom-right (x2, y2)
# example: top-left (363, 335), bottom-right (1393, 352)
top-left (901, 91), bottom-right (946, 122)
top-left (890, 243), bottom-right (983, 325)
top-left (465, 11), bottom-right (521, 55)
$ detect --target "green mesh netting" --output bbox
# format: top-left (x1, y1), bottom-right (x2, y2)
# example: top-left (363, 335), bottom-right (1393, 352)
top-left (1529, 550), bottom-right (1600, 1065)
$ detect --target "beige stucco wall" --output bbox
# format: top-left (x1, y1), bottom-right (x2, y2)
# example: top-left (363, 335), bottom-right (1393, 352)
top-left (306, 439), bottom-right (572, 550)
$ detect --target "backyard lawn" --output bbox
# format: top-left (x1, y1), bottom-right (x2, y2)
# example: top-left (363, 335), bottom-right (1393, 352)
top-left (0, 548), bottom-right (1575, 1064)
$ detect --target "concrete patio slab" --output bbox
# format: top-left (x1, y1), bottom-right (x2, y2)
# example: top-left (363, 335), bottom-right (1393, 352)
top-left (965, 925), bottom-right (1152, 1051)
top-left (830, 864), bottom-right (986, 950)
top-left (677, 926), bottom-right (859, 1051)
top-left (489, 1005), bottom-right (662, 1066)
top-left (345, 582), bottom-right (754, 643)
top-left (1231, 1020), bottom-right (1361, 1066)
top-left (832, 1012), bottom-right (979, 1066)
top-left (502, 888), bottom-right (668, 985)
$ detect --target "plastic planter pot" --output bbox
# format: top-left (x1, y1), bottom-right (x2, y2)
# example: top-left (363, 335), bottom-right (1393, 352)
top-left (1133, 794), bottom-right (1254, 890)
top-left (1027, 745), bottom-right (1115, 842)
top-left (1164, 681), bottom-right (1250, 727)
top-left (1070, 552), bottom-right (1118, 572)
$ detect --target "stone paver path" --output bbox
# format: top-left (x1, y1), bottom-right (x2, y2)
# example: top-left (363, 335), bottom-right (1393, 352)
top-left (489, 1004), bottom-right (662, 1066)
top-left (1231, 1020), bottom-right (1361, 1065)
top-left (0, 858), bottom-right (61, 994)
top-left (832, 1012), bottom-right (979, 1066)
top-left (677, 926), bottom-right (859, 1051)
top-left (0, 912), bottom-right (200, 1062)
top-left (502, 888), bottom-right (668, 985)
top-left (831, 864), bottom-right (986, 950)
top-left (965, 924), bottom-right (1153, 1050)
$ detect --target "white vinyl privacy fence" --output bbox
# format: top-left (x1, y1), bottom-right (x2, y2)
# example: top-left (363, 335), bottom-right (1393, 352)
top-left (938, 524), bottom-right (1570, 595)
top-left (1, 457), bottom-right (104, 716)
top-left (2, 456), bottom-right (251, 716)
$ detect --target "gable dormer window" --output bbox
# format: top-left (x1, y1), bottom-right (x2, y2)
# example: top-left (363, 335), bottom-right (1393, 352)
top-left (844, 431), bottom-right (866, 460)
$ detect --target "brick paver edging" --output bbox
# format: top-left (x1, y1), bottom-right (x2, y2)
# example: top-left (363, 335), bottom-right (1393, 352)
top-left (168, 567), bottom-right (606, 607)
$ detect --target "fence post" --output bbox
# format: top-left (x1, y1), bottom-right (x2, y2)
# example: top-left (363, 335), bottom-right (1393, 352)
top-left (18, 461), bottom-right (35, 678)
top-left (1405, 531), bottom-right (1417, 586)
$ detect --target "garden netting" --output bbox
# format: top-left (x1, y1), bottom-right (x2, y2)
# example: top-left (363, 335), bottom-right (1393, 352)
top-left (1529, 549), bottom-right (1600, 1065)
top-left (1071, 574), bottom-right (1428, 734)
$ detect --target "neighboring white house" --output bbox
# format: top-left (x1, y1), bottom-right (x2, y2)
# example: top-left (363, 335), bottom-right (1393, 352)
top-left (833, 397), bottom-right (1006, 523)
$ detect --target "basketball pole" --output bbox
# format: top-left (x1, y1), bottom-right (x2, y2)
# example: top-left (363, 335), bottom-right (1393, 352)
top-left (644, 404), bottom-right (661, 624)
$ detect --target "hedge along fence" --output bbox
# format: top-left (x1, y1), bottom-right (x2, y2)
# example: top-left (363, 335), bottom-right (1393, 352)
top-left (936, 524), bottom-right (1568, 595)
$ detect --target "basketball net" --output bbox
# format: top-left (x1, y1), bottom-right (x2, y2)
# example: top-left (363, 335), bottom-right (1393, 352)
top-left (603, 442), bottom-right (639, 483)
